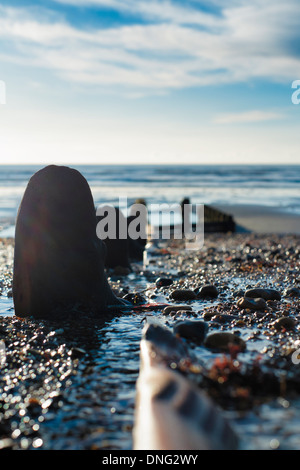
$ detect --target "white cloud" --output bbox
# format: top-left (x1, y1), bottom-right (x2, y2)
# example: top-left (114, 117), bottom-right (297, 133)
top-left (0, 1), bottom-right (300, 93)
top-left (213, 110), bottom-right (286, 124)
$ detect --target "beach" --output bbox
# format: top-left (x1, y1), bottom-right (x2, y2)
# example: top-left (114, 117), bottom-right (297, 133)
top-left (217, 204), bottom-right (300, 234)
top-left (0, 164), bottom-right (299, 450)
top-left (0, 227), bottom-right (299, 450)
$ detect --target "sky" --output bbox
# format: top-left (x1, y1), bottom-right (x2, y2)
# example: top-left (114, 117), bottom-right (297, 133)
top-left (0, 0), bottom-right (300, 165)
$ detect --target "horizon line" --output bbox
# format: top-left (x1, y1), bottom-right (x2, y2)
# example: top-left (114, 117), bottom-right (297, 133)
top-left (0, 162), bottom-right (299, 167)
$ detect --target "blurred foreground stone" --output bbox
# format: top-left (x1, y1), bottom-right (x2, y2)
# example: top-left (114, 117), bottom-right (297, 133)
top-left (133, 322), bottom-right (239, 450)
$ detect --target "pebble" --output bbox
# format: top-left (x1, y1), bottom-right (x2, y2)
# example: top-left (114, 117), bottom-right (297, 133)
top-left (155, 277), bottom-right (173, 288)
top-left (203, 311), bottom-right (217, 321)
top-left (122, 293), bottom-right (145, 304)
top-left (284, 287), bottom-right (300, 298)
top-left (233, 319), bottom-right (247, 328)
top-left (173, 320), bottom-right (208, 345)
top-left (272, 317), bottom-right (296, 331)
top-left (197, 284), bottom-right (219, 299)
top-left (143, 322), bottom-right (188, 358)
top-left (204, 332), bottom-right (246, 352)
top-left (237, 297), bottom-right (267, 311)
top-left (211, 314), bottom-right (237, 324)
top-left (163, 305), bottom-right (193, 315)
top-left (55, 328), bottom-right (64, 335)
top-left (71, 347), bottom-right (86, 359)
top-left (232, 289), bottom-right (245, 298)
top-left (170, 289), bottom-right (197, 301)
top-left (244, 288), bottom-right (281, 301)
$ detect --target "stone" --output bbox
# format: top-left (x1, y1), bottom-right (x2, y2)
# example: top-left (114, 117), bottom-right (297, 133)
top-left (128, 238), bottom-right (145, 261)
top-left (204, 332), bottom-right (246, 352)
top-left (244, 288), bottom-right (281, 301)
top-left (170, 289), bottom-right (197, 301)
top-left (233, 319), bottom-right (246, 328)
top-left (122, 293), bottom-right (146, 305)
top-left (127, 209), bottom-right (147, 261)
top-left (211, 314), bottom-right (237, 324)
top-left (143, 322), bottom-right (188, 359)
top-left (232, 289), bottom-right (245, 298)
top-left (163, 305), bottom-right (193, 315)
top-left (284, 287), bottom-right (300, 298)
top-left (173, 320), bottom-right (208, 345)
top-left (197, 285), bottom-right (219, 299)
top-left (237, 297), bottom-right (267, 311)
top-left (96, 206), bottom-right (131, 270)
top-left (272, 317), bottom-right (296, 331)
top-left (134, 323), bottom-right (239, 450)
top-left (203, 311), bottom-right (216, 321)
top-left (13, 165), bottom-right (124, 319)
top-left (156, 277), bottom-right (173, 288)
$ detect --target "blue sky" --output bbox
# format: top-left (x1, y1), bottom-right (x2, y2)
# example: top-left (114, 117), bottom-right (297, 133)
top-left (0, 0), bottom-right (299, 164)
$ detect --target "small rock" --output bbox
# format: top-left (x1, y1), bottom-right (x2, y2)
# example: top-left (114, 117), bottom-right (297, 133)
top-left (272, 317), bottom-right (296, 331)
top-left (244, 288), bottom-right (281, 301)
top-left (284, 287), bottom-right (300, 298)
top-left (70, 347), bottom-right (86, 359)
top-left (54, 328), bottom-right (64, 335)
top-left (237, 297), bottom-right (267, 311)
top-left (163, 305), bottom-right (193, 315)
top-left (204, 332), bottom-right (246, 352)
top-left (122, 293), bottom-right (145, 304)
top-left (174, 310), bottom-right (197, 317)
top-left (143, 322), bottom-right (188, 358)
top-left (156, 277), bottom-right (173, 288)
top-left (197, 285), bottom-right (219, 299)
top-left (234, 319), bottom-right (246, 328)
top-left (211, 314), bottom-right (236, 324)
top-left (232, 289), bottom-right (245, 298)
top-left (170, 289), bottom-right (197, 301)
top-left (203, 311), bottom-right (216, 321)
top-left (173, 320), bottom-right (208, 345)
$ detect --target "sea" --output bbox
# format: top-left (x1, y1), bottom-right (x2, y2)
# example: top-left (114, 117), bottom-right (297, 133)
top-left (0, 164), bottom-right (299, 236)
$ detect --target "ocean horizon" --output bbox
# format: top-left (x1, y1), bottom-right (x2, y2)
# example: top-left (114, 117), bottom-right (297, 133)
top-left (0, 164), bottom-right (299, 236)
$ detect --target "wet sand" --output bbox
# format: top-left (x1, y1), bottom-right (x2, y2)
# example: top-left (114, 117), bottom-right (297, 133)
top-left (216, 204), bottom-right (300, 234)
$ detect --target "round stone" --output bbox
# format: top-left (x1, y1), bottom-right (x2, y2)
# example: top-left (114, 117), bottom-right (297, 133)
top-left (237, 297), bottom-right (267, 311)
top-left (273, 317), bottom-right (296, 331)
top-left (170, 289), bottom-right (197, 301)
top-left (244, 288), bottom-right (281, 301)
top-left (156, 278), bottom-right (173, 288)
top-left (197, 285), bottom-right (219, 299)
top-left (173, 320), bottom-right (208, 345)
top-left (204, 332), bottom-right (246, 352)
top-left (163, 305), bottom-right (193, 315)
